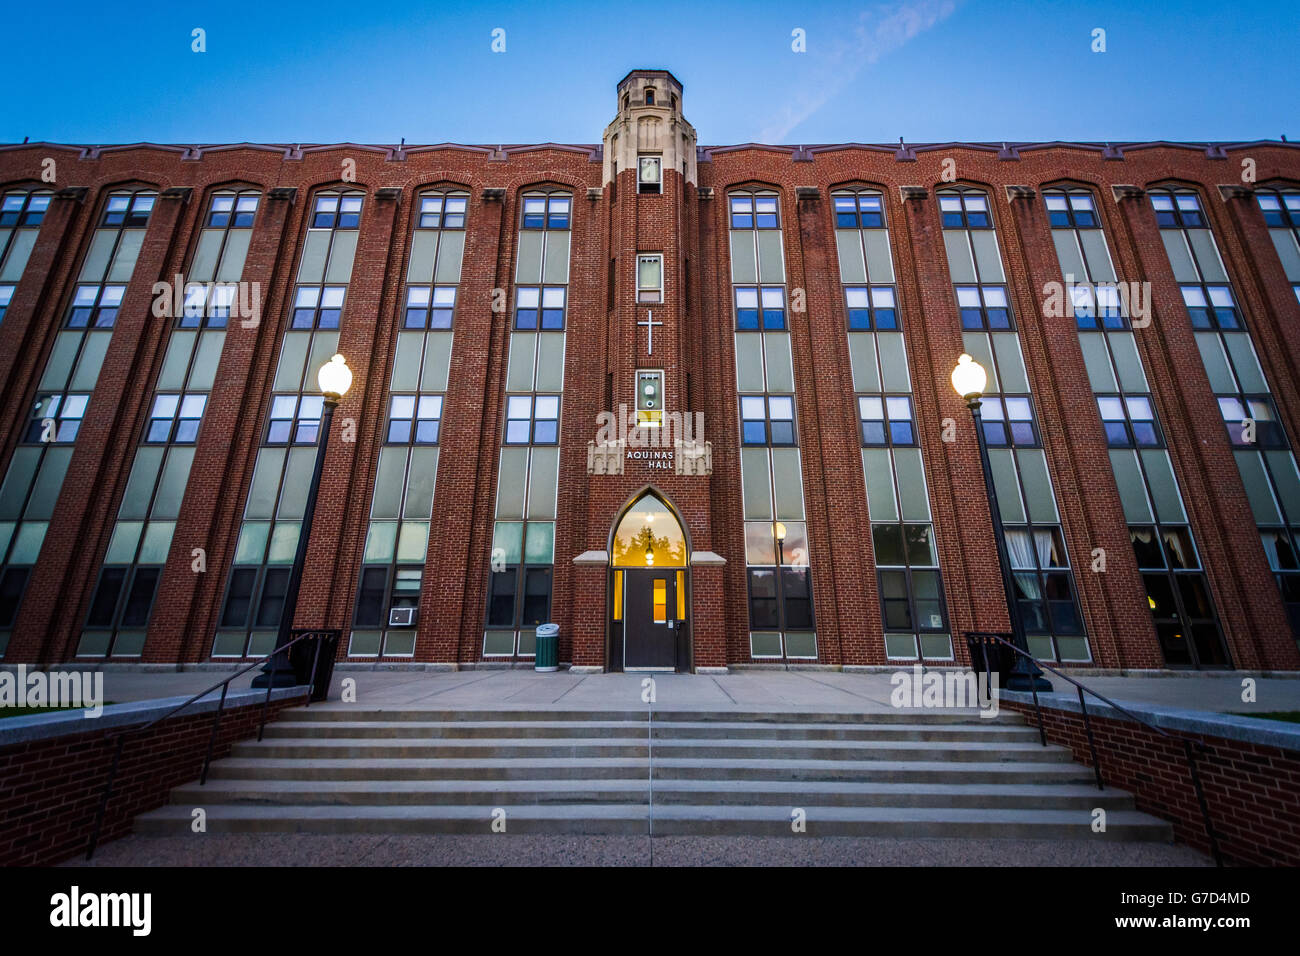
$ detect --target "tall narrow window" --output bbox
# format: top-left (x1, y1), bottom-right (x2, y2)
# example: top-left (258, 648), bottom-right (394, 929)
top-left (0, 188), bottom-right (156, 657)
top-left (940, 186), bottom-right (1086, 661)
top-left (835, 187), bottom-right (951, 660)
top-left (215, 189), bottom-right (362, 658)
top-left (486, 189), bottom-right (570, 659)
top-left (79, 190), bottom-right (260, 658)
top-left (0, 188), bottom-right (52, 325)
top-left (1152, 186), bottom-right (1300, 648)
top-left (1046, 186), bottom-right (1227, 667)
top-left (731, 187), bottom-right (815, 661)
top-left (348, 188), bottom-right (464, 658)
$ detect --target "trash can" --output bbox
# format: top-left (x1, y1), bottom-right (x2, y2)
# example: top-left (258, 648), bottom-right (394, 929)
top-left (534, 623), bottom-right (560, 672)
top-left (289, 631), bottom-right (339, 702)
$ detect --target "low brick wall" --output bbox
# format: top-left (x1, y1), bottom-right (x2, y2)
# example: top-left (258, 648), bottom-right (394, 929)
top-left (1002, 693), bottom-right (1300, 866)
top-left (0, 686), bottom-right (307, 866)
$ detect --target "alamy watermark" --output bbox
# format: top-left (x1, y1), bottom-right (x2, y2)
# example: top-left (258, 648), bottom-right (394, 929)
top-left (0, 665), bottom-right (104, 717)
top-left (890, 664), bottom-right (999, 719)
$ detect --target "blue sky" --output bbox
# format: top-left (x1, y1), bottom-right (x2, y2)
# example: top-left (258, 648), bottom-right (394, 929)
top-left (4, 0), bottom-right (1297, 145)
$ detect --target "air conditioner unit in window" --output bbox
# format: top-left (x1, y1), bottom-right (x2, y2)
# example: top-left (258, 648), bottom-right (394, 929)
top-left (388, 607), bottom-right (417, 627)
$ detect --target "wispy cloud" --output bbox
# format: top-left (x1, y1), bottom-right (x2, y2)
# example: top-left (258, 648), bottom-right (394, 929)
top-left (759, 0), bottom-right (960, 142)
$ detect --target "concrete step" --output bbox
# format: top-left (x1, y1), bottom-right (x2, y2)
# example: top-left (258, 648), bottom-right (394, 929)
top-left (230, 736), bottom-right (1073, 762)
top-left (285, 708), bottom-right (1014, 726)
top-left (135, 802), bottom-right (1172, 840)
top-left (262, 719), bottom-right (1040, 743)
top-left (206, 756), bottom-right (1095, 784)
top-left (170, 777), bottom-right (1136, 811)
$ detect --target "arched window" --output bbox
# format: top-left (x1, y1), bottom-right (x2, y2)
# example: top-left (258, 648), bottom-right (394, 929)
top-left (611, 494), bottom-right (687, 567)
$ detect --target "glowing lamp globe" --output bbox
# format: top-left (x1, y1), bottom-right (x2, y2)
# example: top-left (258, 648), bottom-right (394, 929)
top-left (951, 353), bottom-right (987, 401)
top-left (318, 354), bottom-right (353, 401)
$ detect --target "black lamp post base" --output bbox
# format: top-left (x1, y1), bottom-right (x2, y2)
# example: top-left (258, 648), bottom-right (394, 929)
top-left (250, 662), bottom-right (299, 689)
top-left (1006, 655), bottom-right (1053, 693)
top-left (1006, 673), bottom-right (1053, 693)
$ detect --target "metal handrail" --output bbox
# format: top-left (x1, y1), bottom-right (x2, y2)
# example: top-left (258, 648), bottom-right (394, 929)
top-left (84, 629), bottom-right (336, 860)
top-left (968, 631), bottom-right (1223, 867)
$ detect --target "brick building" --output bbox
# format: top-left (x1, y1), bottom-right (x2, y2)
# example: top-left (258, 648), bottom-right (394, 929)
top-left (1, 68), bottom-right (1299, 674)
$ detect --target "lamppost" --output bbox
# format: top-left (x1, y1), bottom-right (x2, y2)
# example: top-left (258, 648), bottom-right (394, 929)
top-left (253, 354), bottom-right (353, 688)
top-left (951, 354), bottom-right (1049, 692)
top-left (775, 521), bottom-right (786, 568)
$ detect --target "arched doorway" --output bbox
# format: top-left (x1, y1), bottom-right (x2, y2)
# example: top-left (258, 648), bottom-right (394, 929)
top-left (609, 491), bottom-right (690, 672)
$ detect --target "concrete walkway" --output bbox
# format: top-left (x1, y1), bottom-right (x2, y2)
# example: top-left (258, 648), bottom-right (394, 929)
top-left (35, 666), bottom-right (1300, 717)
top-left (68, 833), bottom-right (1210, 867)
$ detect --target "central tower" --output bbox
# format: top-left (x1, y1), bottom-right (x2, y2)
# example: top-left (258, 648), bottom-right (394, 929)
top-left (571, 70), bottom-right (724, 673)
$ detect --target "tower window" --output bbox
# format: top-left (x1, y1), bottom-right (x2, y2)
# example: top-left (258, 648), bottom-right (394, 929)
top-left (638, 156), bottom-right (662, 194)
top-left (645, 88), bottom-right (655, 106)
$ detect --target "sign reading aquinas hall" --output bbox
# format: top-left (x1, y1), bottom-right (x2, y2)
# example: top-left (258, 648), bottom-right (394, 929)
top-left (626, 448), bottom-right (674, 470)
top-left (586, 405), bottom-right (711, 476)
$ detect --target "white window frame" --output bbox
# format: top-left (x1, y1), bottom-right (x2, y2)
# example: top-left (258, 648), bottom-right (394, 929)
top-left (637, 253), bottom-right (663, 304)
top-left (637, 156), bottom-right (662, 194)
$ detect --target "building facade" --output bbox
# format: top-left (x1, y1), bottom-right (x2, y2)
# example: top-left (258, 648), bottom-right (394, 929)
top-left (2, 69), bottom-right (1300, 673)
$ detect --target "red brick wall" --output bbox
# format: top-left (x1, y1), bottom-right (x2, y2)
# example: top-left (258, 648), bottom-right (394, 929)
top-left (1002, 697), bottom-right (1300, 865)
top-left (0, 134), bottom-right (1298, 671)
top-left (0, 690), bottom-right (306, 867)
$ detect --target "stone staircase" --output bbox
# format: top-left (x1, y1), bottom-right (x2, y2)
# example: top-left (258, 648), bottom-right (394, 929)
top-left (135, 707), bottom-right (1173, 840)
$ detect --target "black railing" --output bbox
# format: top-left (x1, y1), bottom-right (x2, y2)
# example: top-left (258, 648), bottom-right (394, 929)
top-left (84, 629), bottom-right (339, 860)
top-left (966, 630), bottom-right (1223, 867)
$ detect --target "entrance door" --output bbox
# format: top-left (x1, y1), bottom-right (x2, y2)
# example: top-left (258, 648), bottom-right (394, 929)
top-left (623, 568), bottom-right (678, 670)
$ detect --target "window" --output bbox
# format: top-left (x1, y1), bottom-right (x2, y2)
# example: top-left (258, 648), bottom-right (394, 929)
top-left (734, 286), bottom-right (785, 330)
top-left (404, 286), bottom-right (456, 329)
top-left (1097, 395), bottom-right (1161, 448)
top-left (637, 254), bottom-right (663, 303)
top-left (636, 369), bottom-right (664, 427)
top-left (1257, 191), bottom-right (1300, 228)
top-left (1007, 527), bottom-right (1082, 640)
top-left (266, 394), bottom-right (324, 444)
top-left (0, 191), bottom-right (50, 227)
top-left (875, 523), bottom-right (946, 634)
top-left (103, 193), bottom-right (154, 227)
top-left (486, 566), bottom-right (553, 629)
top-left (291, 286), bottom-right (345, 329)
top-left (644, 88), bottom-right (655, 106)
top-left (386, 395), bottom-right (442, 444)
top-left (745, 520), bottom-right (813, 633)
top-left (521, 193), bottom-right (570, 230)
top-left (1074, 284), bottom-right (1125, 330)
top-left (207, 194), bottom-right (259, 228)
top-left (956, 285), bottom-right (1012, 329)
top-left (1151, 191), bottom-right (1205, 228)
top-left (979, 396), bottom-right (1037, 447)
top-left (145, 393), bottom-right (207, 444)
top-left (1045, 191), bottom-right (1097, 228)
top-left (311, 193), bottom-right (362, 229)
top-left (730, 193), bottom-right (779, 229)
top-left (1132, 526), bottom-right (1228, 667)
top-left (741, 395), bottom-right (795, 445)
top-left (858, 395), bottom-right (915, 446)
top-left (1218, 396), bottom-right (1286, 448)
top-left (513, 286), bottom-right (566, 330)
top-left (1180, 285), bottom-right (1239, 330)
top-left (505, 395), bottom-right (560, 444)
top-left (844, 287), bottom-right (897, 330)
top-left (638, 157), bottom-right (662, 194)
top-left (0, 190), bottom-right (52, 326)
top-left (417, 193), bottom-right (467, 229)
top-left (939, 191), bottom-right (991, 229)
top-left (67, 285), bottom-right (125, 328)
top-left (834, 192), bottom-right (884, 228)
top-left (24, 393), bottom-right (89, 443)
